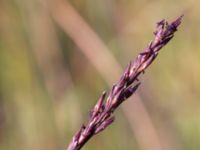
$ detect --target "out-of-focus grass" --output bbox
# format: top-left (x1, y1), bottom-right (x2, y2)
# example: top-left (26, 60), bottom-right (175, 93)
top-left (0, 0), bottom-right (200, 150)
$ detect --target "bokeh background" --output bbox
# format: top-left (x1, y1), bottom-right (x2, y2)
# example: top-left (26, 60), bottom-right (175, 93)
top-left (0, 0), bottom-right (200, 150)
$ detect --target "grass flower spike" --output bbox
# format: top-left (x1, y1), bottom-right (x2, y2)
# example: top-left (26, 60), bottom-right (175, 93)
top-left (67, 15), bottom-right (183, 150)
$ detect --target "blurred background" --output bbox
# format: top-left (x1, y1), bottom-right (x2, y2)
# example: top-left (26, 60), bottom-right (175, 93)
top-left (0, 0), bottom-right (200, 150)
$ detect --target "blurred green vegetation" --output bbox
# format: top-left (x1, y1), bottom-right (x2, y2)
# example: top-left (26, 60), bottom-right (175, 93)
top-left (0, 0), bottom-right (200, 150)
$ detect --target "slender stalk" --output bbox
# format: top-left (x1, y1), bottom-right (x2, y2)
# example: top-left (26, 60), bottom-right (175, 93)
top-left (67, 15), bottom-right (183, 150)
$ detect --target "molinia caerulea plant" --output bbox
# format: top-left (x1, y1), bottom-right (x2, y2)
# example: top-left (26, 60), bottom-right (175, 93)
top-left (67, 15), bottom-right (183, 150)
